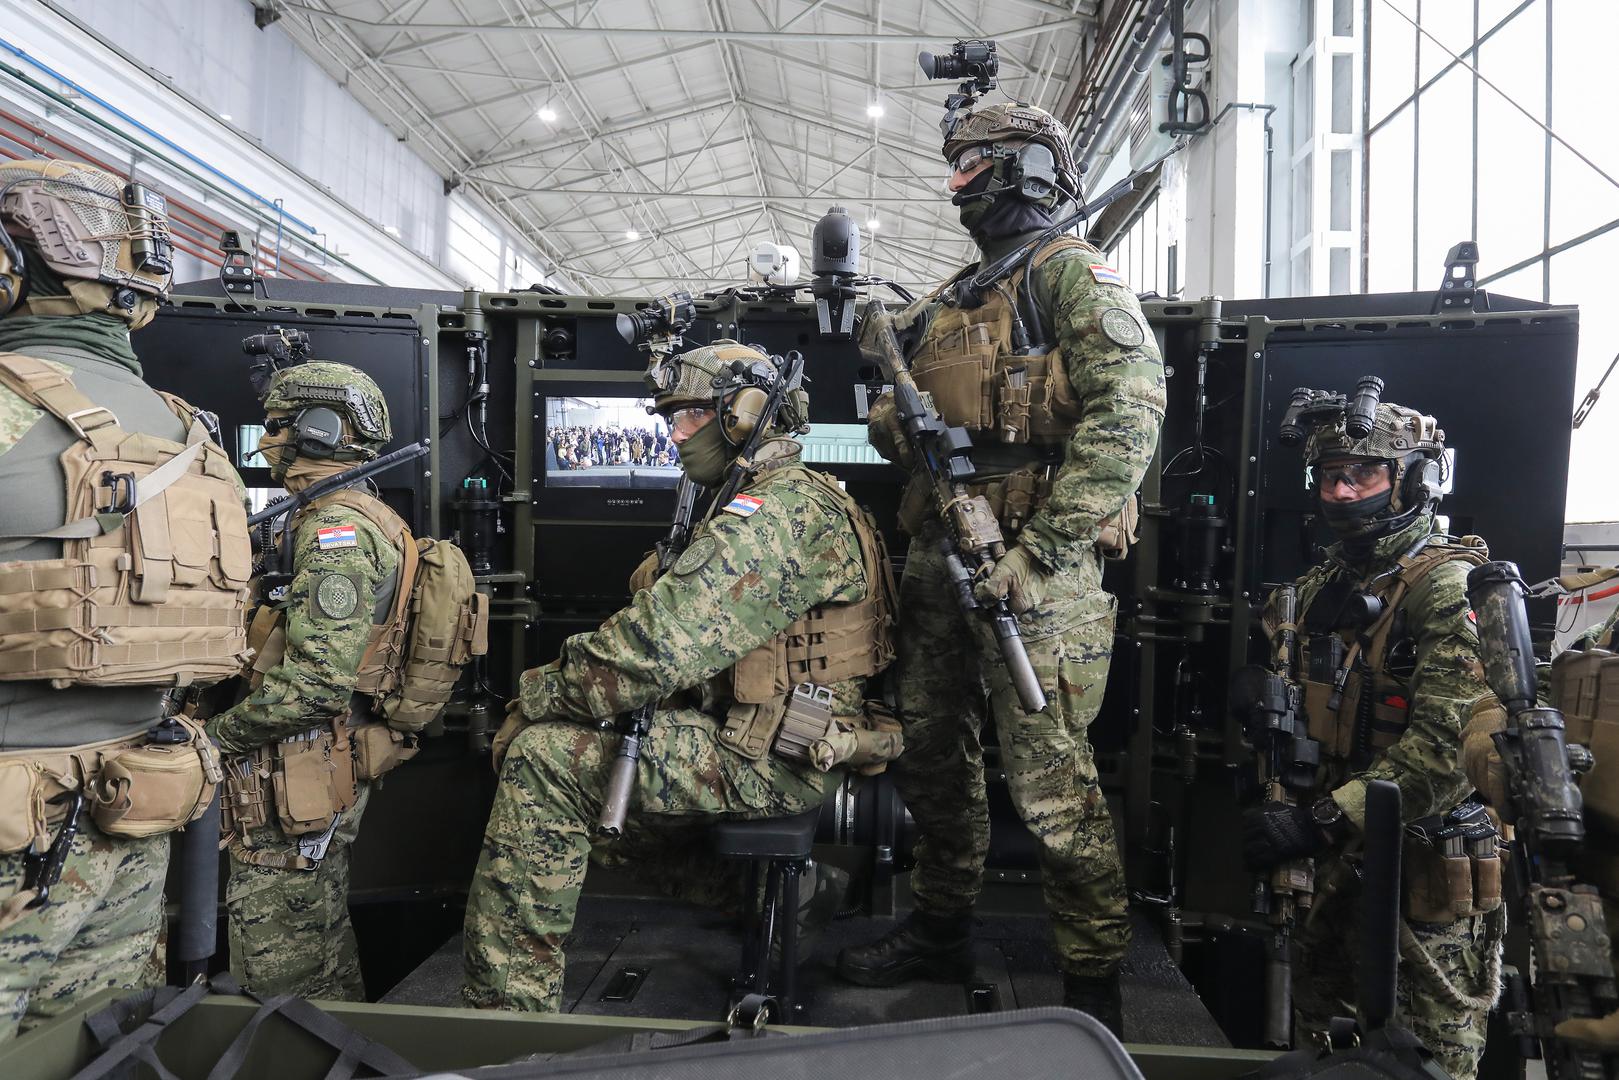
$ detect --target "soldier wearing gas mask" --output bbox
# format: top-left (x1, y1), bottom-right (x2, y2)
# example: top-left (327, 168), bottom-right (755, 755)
top-left (463, 341), bottom-right (899, 1012)
top-left (207, 362), bottom-right (403, 1002)
top-left (1244, 395), bottom-right (1503, 1078)
top-left (840, 101), bottom-right (1165, 1034)
top-left (0, 160), bottom-right (248, 1039)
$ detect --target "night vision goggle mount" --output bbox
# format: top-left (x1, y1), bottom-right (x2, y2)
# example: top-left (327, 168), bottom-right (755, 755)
top-left (920, 38), bottom-right (999, 142)
top-left (617, 290), bottom-right (697, 363)
top-left (242, 326), bottom-right (314, 401)
top-left (1277, 375), bottom-right (1385, 447)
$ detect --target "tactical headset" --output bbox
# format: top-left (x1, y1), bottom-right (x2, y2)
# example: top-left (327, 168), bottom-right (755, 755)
top-left (262, 406), bottom-right (351, 464)
top-left (0, 215), bottom-right (24, 316)
top-left (714, 351), bottom-right (807, 447)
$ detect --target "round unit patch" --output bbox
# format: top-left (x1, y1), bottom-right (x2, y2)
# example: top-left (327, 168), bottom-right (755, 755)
top-left (1099, 307), bottom-right (1146, 349)
top-left (312, 573), bottom-right (360, 620)
top-left (672, 534), bottom-right (718, 577)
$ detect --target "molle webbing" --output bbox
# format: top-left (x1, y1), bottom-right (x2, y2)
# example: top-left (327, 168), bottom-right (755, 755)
top-left (1300, 536), bottom-right (1489, 761)
top-left (730, 468), bottom-right (896, 704)
top-left (908, 236), bottom-right (1092, 446)
top-left (0, 353), bottom-right (251, 688)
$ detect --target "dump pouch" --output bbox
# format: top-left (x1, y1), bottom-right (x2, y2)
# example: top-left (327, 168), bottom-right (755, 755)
top-left (810, 700), bottom-right (905, 776)
top-left (91, 716), bottom-right (223, 838)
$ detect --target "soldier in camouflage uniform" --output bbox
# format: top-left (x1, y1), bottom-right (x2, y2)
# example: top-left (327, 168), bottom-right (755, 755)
top-left (836, 101), bottom-right (1164, 1034)
top-left (1463, 601), bottom-right (1619, 1050)
top-left (0, 161), bottom-right (248, 1040)
top-left (206, 362), bottom-right (400, 1001)
top-left (463, 341), bottom-right (896, 1012)
top-left (1243, 398), bottom-right (1502, 1079)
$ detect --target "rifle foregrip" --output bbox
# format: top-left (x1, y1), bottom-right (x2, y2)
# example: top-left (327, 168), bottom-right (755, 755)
top-left (596, 730), bottom-right (642, 838)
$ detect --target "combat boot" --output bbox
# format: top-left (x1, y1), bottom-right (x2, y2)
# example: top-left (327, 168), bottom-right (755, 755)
top-left (836, 909), bottom-right (975, 987)
top-left (1062, 972), bottom-right (1124, 1039)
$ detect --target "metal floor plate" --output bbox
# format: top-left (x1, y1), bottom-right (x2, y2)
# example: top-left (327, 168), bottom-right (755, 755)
top-left (382, 901), bottom-right (1227, 1047)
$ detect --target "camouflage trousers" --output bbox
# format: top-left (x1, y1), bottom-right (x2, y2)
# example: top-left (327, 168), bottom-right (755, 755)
top-left (226, 783), bottom-right (371, 1002)
top-left (462, 708), bottom-right (827, 1012)
top-left (890, 531), bottom-right (1129, 977)
top-left (1294, 865), bottom-right (1505, 1080)
top-left (0, 820), bottom-right (167, 1043)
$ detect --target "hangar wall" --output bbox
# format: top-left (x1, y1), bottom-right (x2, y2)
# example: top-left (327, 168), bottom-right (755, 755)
top-left (0, 0), bottom-right (577, 292)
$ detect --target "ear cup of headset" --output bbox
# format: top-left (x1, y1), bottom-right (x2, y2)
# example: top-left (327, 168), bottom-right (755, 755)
top-left (293, 406), bottom-right (347, 459)
top-left (0, 233), bottom-right (25, 316)
top-left (1010, 143), bottom-right (1059, 202)
top-left (1397, 454), bottom-right (1442, 512)
top-left (721, 386), bottom-right (770, 445)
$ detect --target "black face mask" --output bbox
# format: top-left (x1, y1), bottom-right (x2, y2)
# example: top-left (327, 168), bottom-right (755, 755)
top-left (954, 162), bottom-right (1058, 246)
top-left (1319, 487), bottom-right (1395, 539)
top-left (952, 168), bottom-right (997, 232)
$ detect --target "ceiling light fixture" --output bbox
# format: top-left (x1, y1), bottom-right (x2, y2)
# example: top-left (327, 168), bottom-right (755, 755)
top-left (219, 113), bottom-right (232, 121)
top-left (537, 106), bottom-right (558, 122)
top-left (866, 218), bottom-right (880, 231)
top-left (625, 228), bottom-right (640, 241)
top-left (866, 102), bottom-right (884, 119)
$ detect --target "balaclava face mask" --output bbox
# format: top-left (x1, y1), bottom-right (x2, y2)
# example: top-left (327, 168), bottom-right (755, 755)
top-left (674, 418), bottom-right (732, 488)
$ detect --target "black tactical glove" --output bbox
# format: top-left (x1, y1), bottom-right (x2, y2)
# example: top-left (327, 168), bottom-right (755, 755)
top-left (1242, 800), bottom-right (1328, 871)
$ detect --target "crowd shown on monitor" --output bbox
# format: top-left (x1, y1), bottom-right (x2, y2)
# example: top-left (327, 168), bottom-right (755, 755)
top-left (549, 424), bottom-right (675, 470)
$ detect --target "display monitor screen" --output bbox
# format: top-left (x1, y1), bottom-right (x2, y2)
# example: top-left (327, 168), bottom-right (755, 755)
top-left (544, 396), bottom-right (681, 489)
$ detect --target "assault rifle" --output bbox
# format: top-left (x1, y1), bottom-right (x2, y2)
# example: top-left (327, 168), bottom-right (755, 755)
top-left (861, 300), bottom-right (1045, 714)
top-left (248, 441), bottom-right (430, 594)
top-left (1467, 561), bottom-right (1618, 1079)
top-left (1231, 583), bottom-right (1322, 1047)
top-left (598, 475), bottom-right (702, 836)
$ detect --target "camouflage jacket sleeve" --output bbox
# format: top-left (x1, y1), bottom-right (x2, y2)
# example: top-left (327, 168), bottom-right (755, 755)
top-left (1019, 251), bottom-right (1167, 570)
top-left (1331, 558), bottom-right (1487, 829)
top-left (207, 504), bottom-right (400, 754)
top-left (519, 472), bottom-right (866, 722)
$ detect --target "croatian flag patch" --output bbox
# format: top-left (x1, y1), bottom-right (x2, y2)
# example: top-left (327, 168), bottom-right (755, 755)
top-left (317, 525), bottom-right (358, 550)
top-left (722, 494), bottom-right (765, 518)
top-left (1089, 263), bottom-right (1127, 287)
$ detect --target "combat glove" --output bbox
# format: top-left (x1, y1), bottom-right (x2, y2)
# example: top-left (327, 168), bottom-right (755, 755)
top-left (1242, 800), bottom-right (1328, 870)
top-left (1461, 696), bottom-right (1512, 817)
top-left (1555, 1008), bottom-right (1619, 1050)
top-left (973, 547), bottom-right (1051, 615)
top-left (866, 393), bottom-right (915, 470)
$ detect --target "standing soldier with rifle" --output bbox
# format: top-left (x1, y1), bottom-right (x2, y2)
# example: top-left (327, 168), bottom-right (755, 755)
top-left (0, 160), bottom-right (243, 1039)
top-left (1240, 387), bottom-right (1503, 1079)
top-left (209, 362), bottom-right (435, 1001)
top-left (1463, 568), bottom-right (1619, 1074)
top-left (462, 339), bottom-right (899, 1012)
top-left (836, 41), bottom-right (1165, 1035)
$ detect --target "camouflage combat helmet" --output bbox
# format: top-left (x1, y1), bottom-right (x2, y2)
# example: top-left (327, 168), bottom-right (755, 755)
top-left (1304, 401), bottom-right (1446, 540)
top-left (0, 158), bottom-right (174, 326)
top-left (263, 361), bottom-right (392, 459)
top-left (646, 339), bottom-right (808, 445)
top-left (942, 101), bottom-right (1079, 207)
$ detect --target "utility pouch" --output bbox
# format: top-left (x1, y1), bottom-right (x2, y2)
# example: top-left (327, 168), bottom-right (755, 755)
top-left (1403, 801), bottom-right (1501, 922)
top-left (772, 684), bottom-right (837, 764)
top-left (271, 721), bottom-right (358, 837)
top-left (1551, 647), bottom-right (1619, 833)
top-left (351, 722), bottom-right (419, 782)
top-left (1095, 493), bottom-right (1141, 562)
top-left (0, 760), bottom-right (52, 855)
top-left (91, 717), bottom-right (223, 838)
top-left (719, 695), bottom-right (791, 762)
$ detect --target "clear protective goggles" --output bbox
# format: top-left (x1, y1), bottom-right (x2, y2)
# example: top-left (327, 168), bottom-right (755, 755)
top-left (1311, 460), bottom-right (1391, 493)
top-left (948, 145), bottom-right (995, 178)
top-left (667, 406), bottom-right (715, 437)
